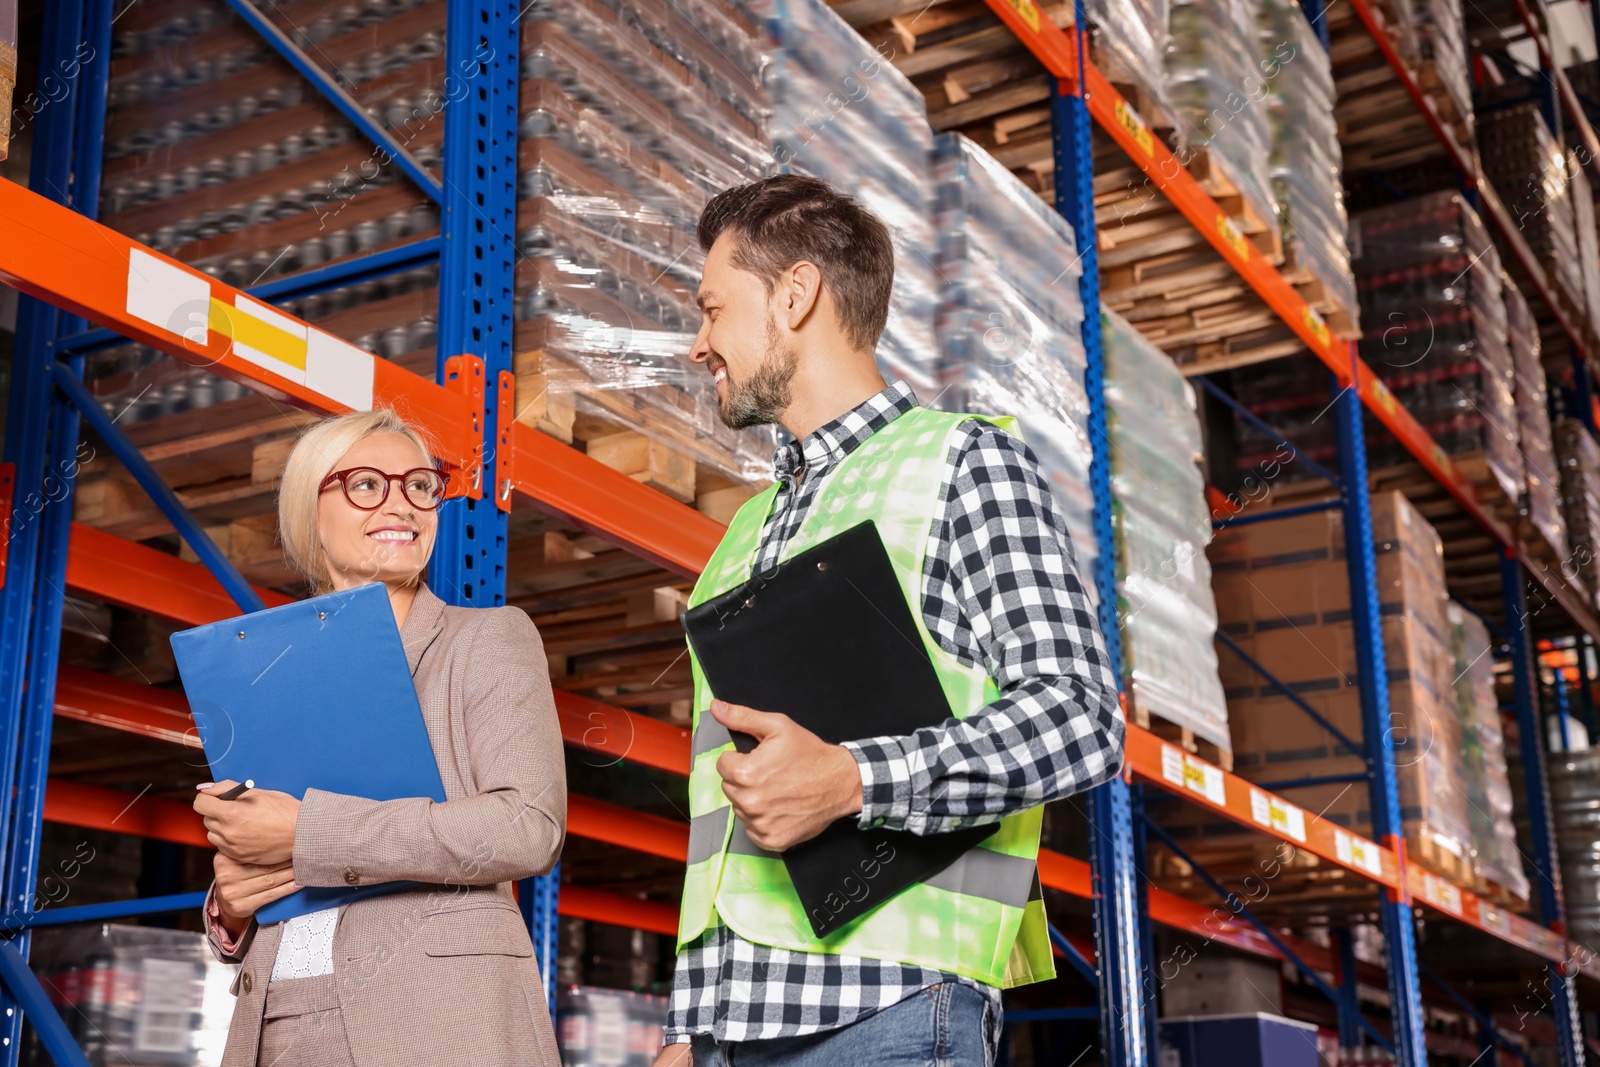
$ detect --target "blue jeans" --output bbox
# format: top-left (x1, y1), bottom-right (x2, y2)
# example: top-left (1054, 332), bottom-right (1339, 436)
top-left (687, 982), bottom-right (996, 1067)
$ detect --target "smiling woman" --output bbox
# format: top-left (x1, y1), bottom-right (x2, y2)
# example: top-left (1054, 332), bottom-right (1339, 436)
top-left (192, 409), bottom-right (567, 1067)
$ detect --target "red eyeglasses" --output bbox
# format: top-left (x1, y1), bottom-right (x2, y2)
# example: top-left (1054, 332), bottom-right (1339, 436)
top-left (319, 467), bottom-right (450, 511)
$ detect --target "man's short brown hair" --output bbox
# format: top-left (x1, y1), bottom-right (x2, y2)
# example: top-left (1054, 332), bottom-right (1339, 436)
top-left (697, 175), bottom-right (894, 351)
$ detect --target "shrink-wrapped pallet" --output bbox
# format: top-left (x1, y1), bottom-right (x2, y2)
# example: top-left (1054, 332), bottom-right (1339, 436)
top-left (1504, 274), bottom-right (1566, 563)
top-left (1478, 103), bottom-right (1584, 315)
top-left (88, 0), bottom-right (783, 512)
top-left (754, 0), bottom-right (940, 396)
top-left (1103, 307), bottom-right (1230, 751)
top-left (1258, 0), bottom-right (1357, 331)
top-left (1568, 154), bottom-right (1600, 334)
top-left (1350, 192), bottom-right (1523, 503)
top-left (1165, 0), bottom-right (1280, 242)
top-left (1087, 0), bottom-right (1172, 121)
top-left (1554, 417), bottom-right (1600, 610)
top-left (1448, 602), bottom-right (1530, 906)
top-left (931, 133), bottom-right (1098, 596)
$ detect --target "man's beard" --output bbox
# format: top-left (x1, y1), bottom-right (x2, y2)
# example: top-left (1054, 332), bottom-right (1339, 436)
top-left (718, 315), bottom-right (798, 429)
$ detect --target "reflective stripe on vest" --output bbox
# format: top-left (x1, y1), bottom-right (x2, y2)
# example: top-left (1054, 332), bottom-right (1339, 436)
top-left (676, 407), bottom-right (1055, 990)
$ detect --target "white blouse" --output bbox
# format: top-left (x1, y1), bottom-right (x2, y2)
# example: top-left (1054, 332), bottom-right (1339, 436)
top-left (269, 906), bottom-right (338, 981)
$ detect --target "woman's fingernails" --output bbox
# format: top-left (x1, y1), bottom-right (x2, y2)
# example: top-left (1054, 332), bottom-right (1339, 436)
top-left (196, 783), bottom-right (214, 790)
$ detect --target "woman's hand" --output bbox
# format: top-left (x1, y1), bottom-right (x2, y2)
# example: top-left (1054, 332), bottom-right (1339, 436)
top-left (213, 853), bottom-right (298, 937)
top-left (194, 780), bottom-right (302, 865)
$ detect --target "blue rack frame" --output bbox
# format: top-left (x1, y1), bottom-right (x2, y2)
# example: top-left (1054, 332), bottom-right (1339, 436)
top-left (0, 2), bottom-right (1594, 1065)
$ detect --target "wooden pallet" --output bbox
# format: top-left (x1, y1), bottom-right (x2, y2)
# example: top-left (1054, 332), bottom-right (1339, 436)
top-left (1279, 238), bottom-right (1361, 341)
top-left (1131, 695), bottom-right (1234, 771)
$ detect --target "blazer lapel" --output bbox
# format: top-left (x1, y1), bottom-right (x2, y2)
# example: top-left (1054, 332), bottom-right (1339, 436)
top-left (401, 584), bottom-right (447, 677)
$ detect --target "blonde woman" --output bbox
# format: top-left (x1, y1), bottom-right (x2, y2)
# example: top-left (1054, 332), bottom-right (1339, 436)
top-left (192, 410), bottom-right (566, 1067)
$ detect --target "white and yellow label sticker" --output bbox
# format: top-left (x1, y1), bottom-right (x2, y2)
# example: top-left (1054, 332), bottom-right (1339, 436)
top-left (1249, 788), bottom-right (1306, 843)
top-left (1217, 215), bottom-right (1250, 260)
top-left (1334, 829), bottom-right (1384, 876)
top-left (1114, 99), bottom-right (1154, 158)
top-left (1161, 744), bottom-right (1226, 806)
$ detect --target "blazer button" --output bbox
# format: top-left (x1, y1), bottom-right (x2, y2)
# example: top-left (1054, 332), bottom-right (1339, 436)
top-left (242, 972), bottom-right (253, 994)
top-left (344, 870), bottom-right (360, 885)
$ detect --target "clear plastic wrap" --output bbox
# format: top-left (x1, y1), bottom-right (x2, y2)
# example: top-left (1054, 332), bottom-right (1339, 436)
top-left (1351, 192), bottom-right (1523, 501)
top-left (1408, 0), bottom-right (1472, 134)
top-left (1164, 0), bottom-right (1281, 240)
top-left (754, 0), bottom-right (940, 396)
top-left (1478, 103), bottom-right (1583, 312)
top-left (24, 923), bottom-right (236, 1067)
top-left (1448, 602), bottom-right (1531, 904)
top-left (1258, 0), bottom-right (1357, 324)
top-left (1554, 416), bottom-right (1600, 611)
top-left (1569, 156), bottom-right (1600, 334)
top-left (1103, 308), bottom-right (1230, 750)
top-left (1504, 274), bottom-right (1566, 560)
top-left (1086, 0), bottom-right (1173, 121)
top-left (931, 134), bottom-right (1098, 592)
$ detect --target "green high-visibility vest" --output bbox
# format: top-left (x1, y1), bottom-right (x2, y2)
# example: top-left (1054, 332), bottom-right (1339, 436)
top-left (678, 406), bottom-right (1056, 989)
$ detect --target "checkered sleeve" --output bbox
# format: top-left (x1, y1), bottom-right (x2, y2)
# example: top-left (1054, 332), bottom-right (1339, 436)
top-left (842, 421), bottom-right (1125, 836)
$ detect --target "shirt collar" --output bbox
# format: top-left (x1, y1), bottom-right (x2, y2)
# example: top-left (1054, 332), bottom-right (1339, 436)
top-left (773, 380), bottom-right (919, 483)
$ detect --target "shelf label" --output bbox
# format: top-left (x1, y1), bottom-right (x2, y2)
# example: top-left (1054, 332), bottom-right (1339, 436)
top-left (1160, 744), bottom-right (1225, 806)
top-left (1248, 788), bottom-right (1307, 843)
top-left (1216, 215), bottom-right (1250, 261)
top-left (1369, 379), bottom-right (1397, 415)
top-left (1421, 872), bottom-right (1463, 915)
top-left (1477, 899), bottom-right (1510, 936)
top-left (1302, 306), bottom-right (1330, 351)
top-left (1001, 0), bottom-right (1041, 31)
top-left (1333, 829), bottom-right (1383, 876)
top-left (1114, 99), bottom-right (1154, 158)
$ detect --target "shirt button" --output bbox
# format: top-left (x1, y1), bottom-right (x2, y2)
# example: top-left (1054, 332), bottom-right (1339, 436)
top-left (241, 972), bottom-right (253, 994)
top-left (344, 870), bottom-right (360, 885)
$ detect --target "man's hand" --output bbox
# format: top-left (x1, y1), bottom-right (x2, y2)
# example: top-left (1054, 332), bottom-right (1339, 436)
top-left (650, 1042), bottom-right (693, 1067)
top-left (194, 780), bottom-right (301, 865)
top-left (213, 853), bottom-right (298, 937)
top-left (712, 699), bottom-right (863, 851)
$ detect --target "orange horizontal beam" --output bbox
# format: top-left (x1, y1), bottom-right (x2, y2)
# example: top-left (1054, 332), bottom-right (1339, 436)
top-left (0, 177), bottom-right (478, 478)
top-left (67, 523), bottom-right (293, 625)
top-left (1126, 728), bottom-right (1401, 888)
top-left (508, 423), bottom-right (722, 578)
top-left (54, 665), bottom-right (198, 748)
top-left (558, 884), bottom-right (678, 936)
top-left (566, 794), bottom-right (689, 863)
top-left (555, 688), bottom-right (690, 777)
top-left (45, 779), bottom-right (210, 849)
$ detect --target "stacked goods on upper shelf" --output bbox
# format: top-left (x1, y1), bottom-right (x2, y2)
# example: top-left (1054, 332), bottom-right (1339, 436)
top-left (87, 0), bottom-right (785, 526)
top-left (1448, 602), bottom-right (1530, 906)
top-left (930, 133), bottom-right (1099, 598)
top-left (1567, 152), bottom-right (1600, 337)
top-left (1200, 491), bottom-right (1477, 883)
top-left (1350, 192), bottom-right (1524, 510)
top-left (513, 0), bottom-right (779, 504)
top-left (1477, 102), bottom-right (1585, 322)
top-left (1086, 0), bottom-right (1172, 122)
top-left (1164, 0), bottom-right (1281, 245)
top-left (0, 0), bottom-right (14, 162)
top-left (1322, 0), bottom-right (1471, 184)
top-left (1554, 417), bottom-right (1600, 611)
top-left (754, 0), bottom-right (939, 397)
top-left (1258, 0), bottom-right (1359, 337)
top-left (1504, 275), bottom-right (1567, 566)
top-left (1103, 307), bottom-right (1230, 758)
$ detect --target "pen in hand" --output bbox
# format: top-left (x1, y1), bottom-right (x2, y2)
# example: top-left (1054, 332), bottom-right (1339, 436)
top-left (216, 780), bottom-right (254, 801)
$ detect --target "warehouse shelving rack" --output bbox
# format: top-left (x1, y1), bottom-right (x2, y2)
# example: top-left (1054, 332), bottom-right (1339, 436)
top-left (0, 0), bottom-right (1596, 1065)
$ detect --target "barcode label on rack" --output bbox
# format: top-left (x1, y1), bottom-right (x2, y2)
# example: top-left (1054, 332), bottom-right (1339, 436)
top-left (1248, 788), bottom-right (1306, 842)
top-left (1333, 829), bottom-right (1383, 876)
top-left (1113, 99), bottom-right (1154, 158)
top-left (1421, 873), bottom-right (1463, 916)
top-left (1160, 745), bottom-right (1225, 806)
top-left (1217, 215), bottom-right (1250, 261)
top-left (1477, 900), bottom-right (1509, 935)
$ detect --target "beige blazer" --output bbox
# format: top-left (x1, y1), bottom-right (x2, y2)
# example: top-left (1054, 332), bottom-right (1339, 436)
top-left (204, 584), bottom-right (567, 1066)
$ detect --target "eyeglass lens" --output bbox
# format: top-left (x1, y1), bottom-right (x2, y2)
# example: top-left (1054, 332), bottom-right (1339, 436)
top-left (342, 468), bottom-right (446, 509)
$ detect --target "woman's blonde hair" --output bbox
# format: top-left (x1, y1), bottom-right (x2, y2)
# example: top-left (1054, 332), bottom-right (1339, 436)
top-left (278, 409), bottom-right (438, 593)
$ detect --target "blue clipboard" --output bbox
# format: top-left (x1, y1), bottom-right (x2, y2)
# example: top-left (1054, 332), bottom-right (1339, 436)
top-left (170, 583), bottom-right (447, 924)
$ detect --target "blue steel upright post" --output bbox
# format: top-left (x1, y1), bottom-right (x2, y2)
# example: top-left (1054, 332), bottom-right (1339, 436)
top-left (1500, 555), bottom-right (1585, 1067)
top-left (433, 0), bottom-right (560, 1005)
top-left (1051, 14), bottom-right (1148, 1065)
top-left (0, 4), bottom-right (109, 1064)
top-left (1330, 350), bottom-right (1428, 1067)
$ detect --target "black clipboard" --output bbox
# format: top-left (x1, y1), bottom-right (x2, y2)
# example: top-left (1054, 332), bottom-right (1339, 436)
top-left (681, 520), bottom-right (997, 937)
